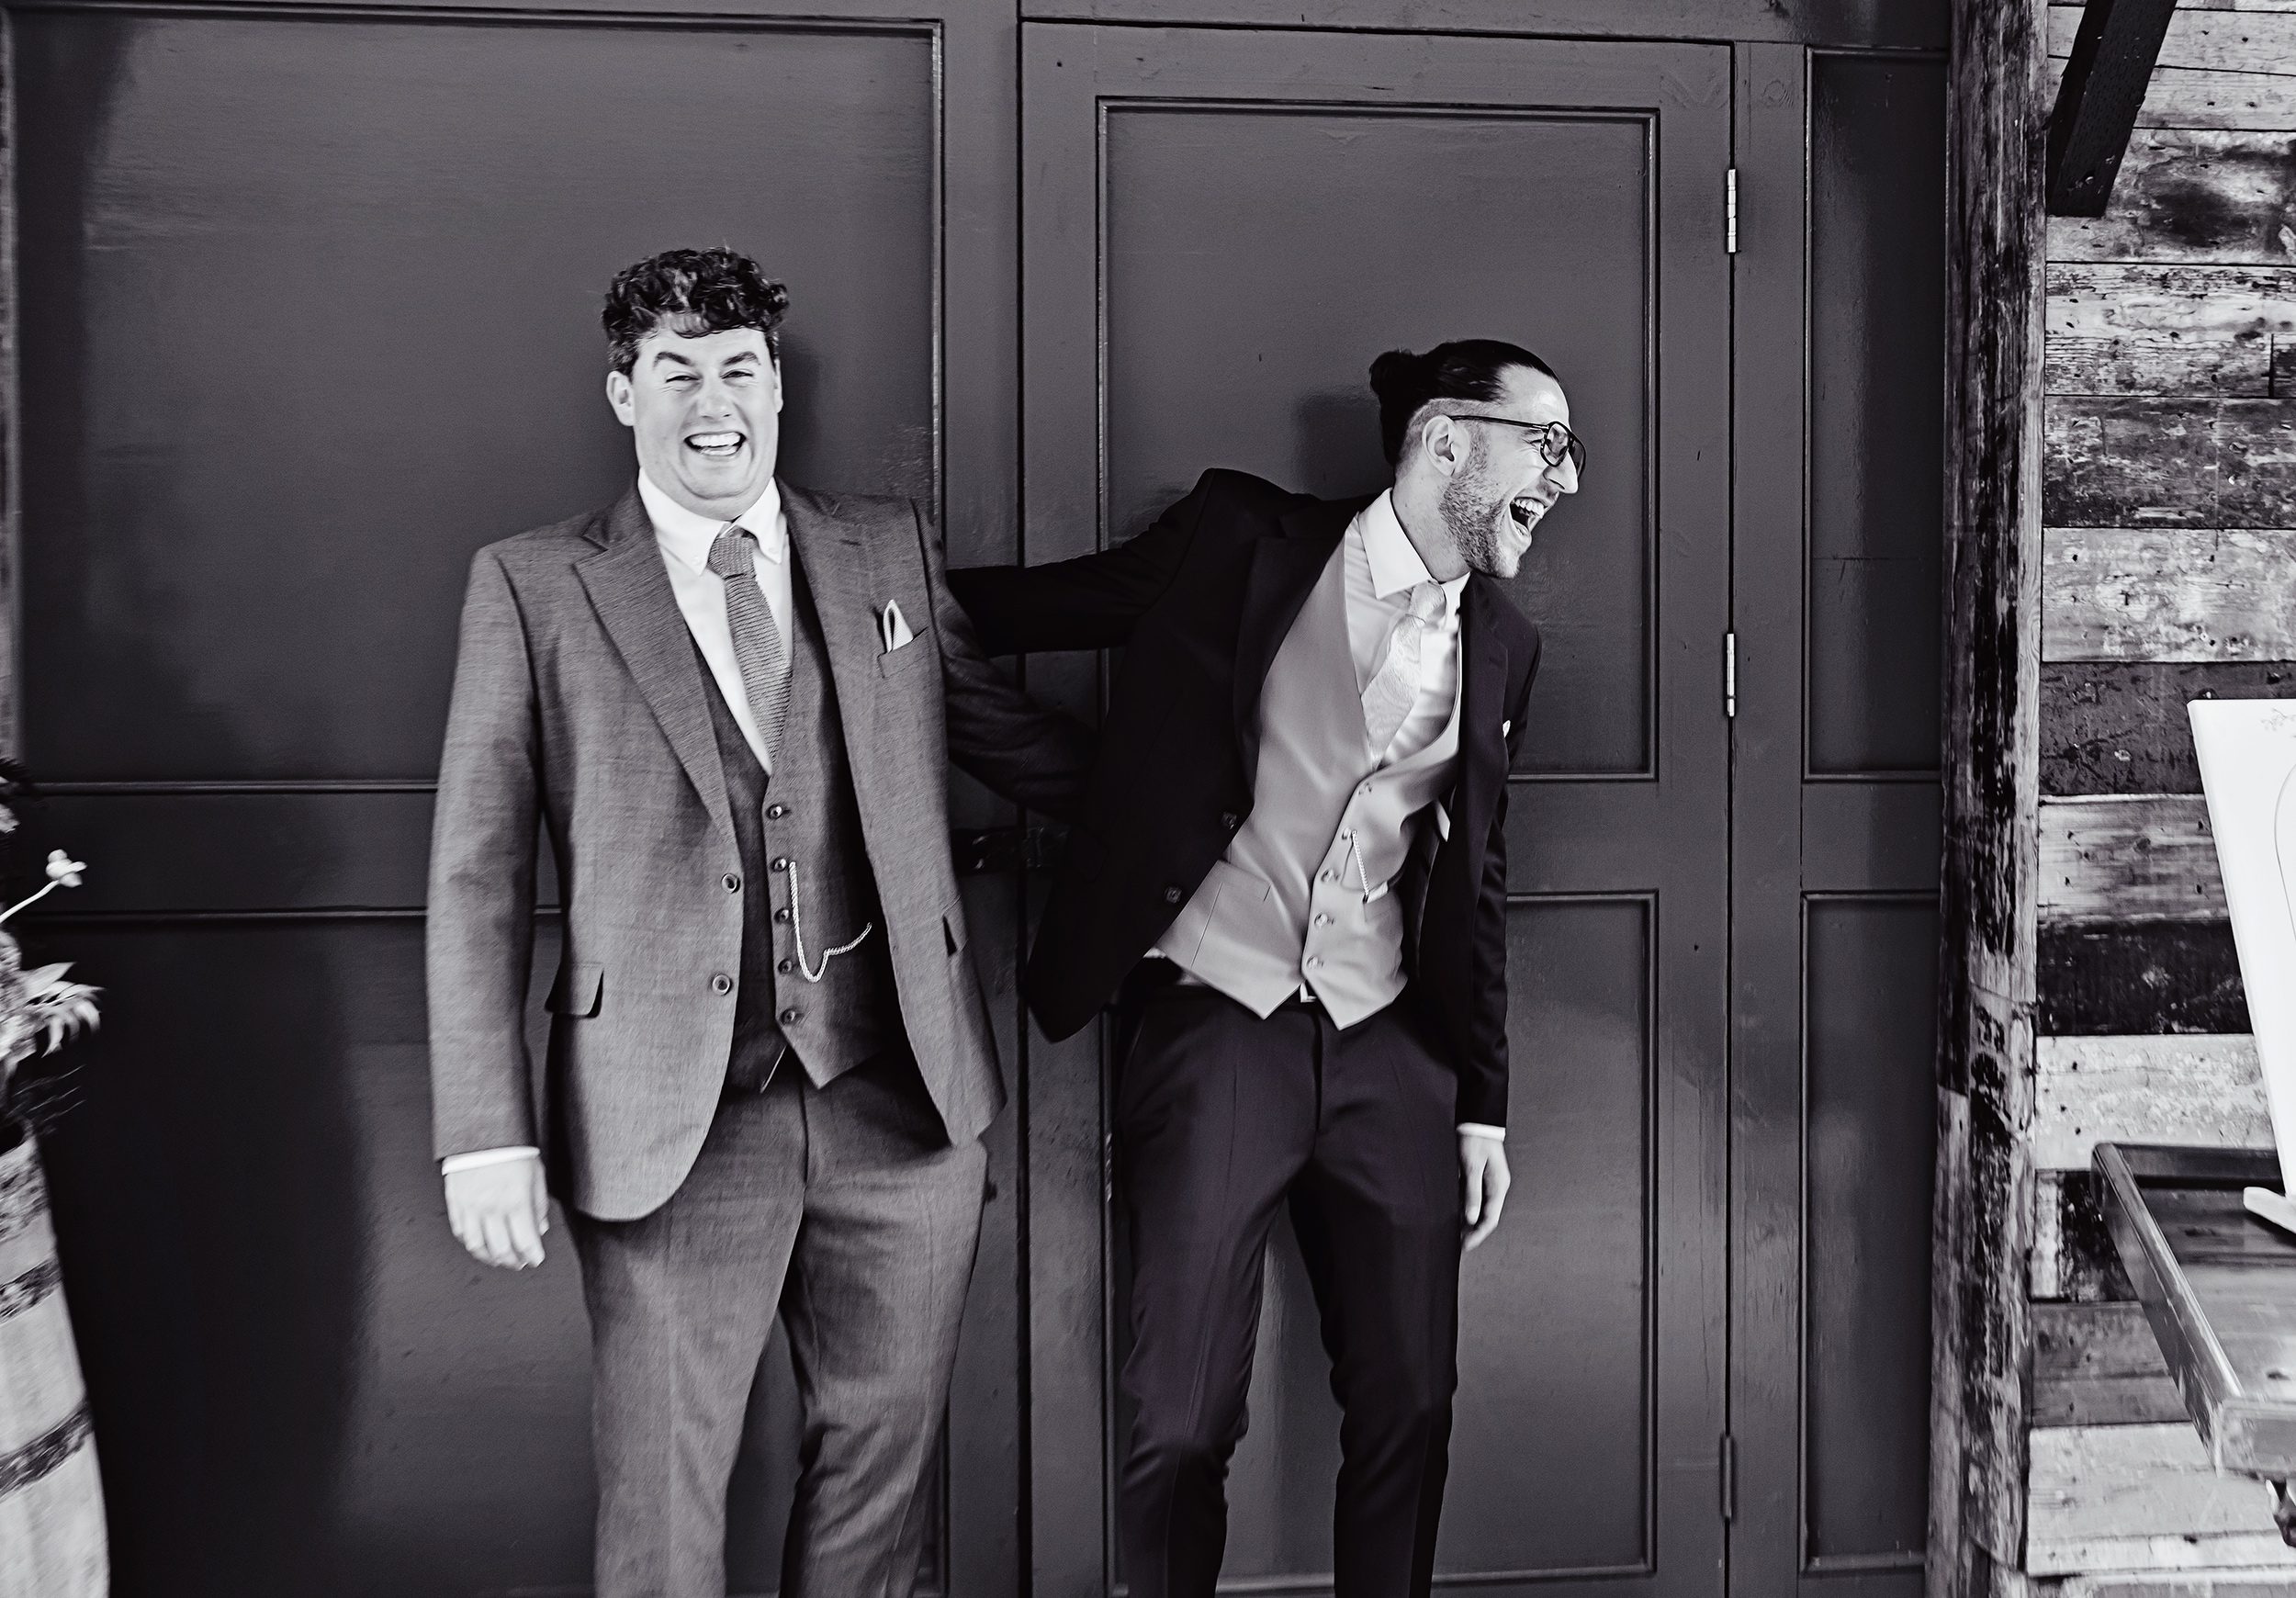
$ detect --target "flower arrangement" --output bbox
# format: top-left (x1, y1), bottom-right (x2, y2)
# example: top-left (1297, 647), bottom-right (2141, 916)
top-left (0, 769), bottom-right (98, 1127)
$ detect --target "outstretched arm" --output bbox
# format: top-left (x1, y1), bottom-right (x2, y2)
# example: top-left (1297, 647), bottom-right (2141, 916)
top-left (946, 475), bottom-right (1211, 655)
top-left (915, 502), bottom-right (1097, 823)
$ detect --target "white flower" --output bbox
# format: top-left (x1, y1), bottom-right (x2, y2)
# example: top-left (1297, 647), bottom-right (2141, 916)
top-left (43, 850), bottom-right (84, 888)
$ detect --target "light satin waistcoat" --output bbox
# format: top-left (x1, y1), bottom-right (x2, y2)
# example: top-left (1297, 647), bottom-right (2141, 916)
top-left (1154, 540), bottom-right (1462, 1023)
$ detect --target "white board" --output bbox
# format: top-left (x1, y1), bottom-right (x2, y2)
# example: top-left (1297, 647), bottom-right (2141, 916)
top-left (2190, 699), bottom-right (2296, 1207)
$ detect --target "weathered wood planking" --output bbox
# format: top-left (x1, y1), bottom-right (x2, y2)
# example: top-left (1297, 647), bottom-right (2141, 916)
top-left (2037, 1169), bottom-right (2140, 1302)
top-left (2043, 661), bottom-right (2296, 795)
top-left (2033, 1034), bottom-right (2267, 1170)
top-left (2043, 526), bottom-right (2296, 659)
top-left (2050, 131), bottom-right (2296, 264)
top-left (2054, 1572), bottom-right (2296, 1598)
top-left (2047, 264), bottom-right (2296, 394)
top-left (2028, 1423), bottom-right (2296, 1575)
top-left (2041, 921), bottom-right (2248, 1035)
top-left (1936, 0), bottom-right (2048, 1585)
top-left (2040, 793), bottom-right (2223, 925)
top-left (2049, 5), bottom-right (2296, 77)
top-left (2033, 1300), bottom-right (2185, 1427)
top-left (2045, 400), bottom-right (2296, 528)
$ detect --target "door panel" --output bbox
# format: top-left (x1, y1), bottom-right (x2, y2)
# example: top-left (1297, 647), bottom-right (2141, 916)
top-left (14, 8), bottom-right (1008, 1593)
top-left (1021, 26), bottom-right (1730, 1595)
top-left (1730, 42), bottom-right (1945, 1598)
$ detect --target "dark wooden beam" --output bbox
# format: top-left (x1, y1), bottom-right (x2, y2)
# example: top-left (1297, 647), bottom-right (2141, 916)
top-left (2046, 0), bottom-right (2179, 216)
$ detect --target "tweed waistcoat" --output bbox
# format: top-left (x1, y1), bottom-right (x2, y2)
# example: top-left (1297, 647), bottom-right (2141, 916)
top-left (697, 558), bottom-right (900, 1092)
top-left (1154, 541), bottom-right (1462, 1024)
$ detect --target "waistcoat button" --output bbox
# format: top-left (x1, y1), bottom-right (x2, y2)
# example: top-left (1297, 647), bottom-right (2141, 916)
top-left (777, 958), bottom-right (793, 974)
top-left (766, 804), bottom-right (788, 819)
top-left (710, 973), bottom-right (734, 996)
top-left (771, 857), bottom-right (790, 872)
top-left (1163, 884), bottom-right (1182, 904)
top-left (779, 1007), bottom-right (800, 1025)
top-left (722, 872), bottom-right (741, 893)
top-left (775, 907), bottom-right (792, 924)
top-left (1221, 811), bottom-right (1241, 830)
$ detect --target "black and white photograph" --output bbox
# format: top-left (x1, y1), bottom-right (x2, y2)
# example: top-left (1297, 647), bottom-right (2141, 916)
top-left (1, 2), bottom-right (2294, 1596)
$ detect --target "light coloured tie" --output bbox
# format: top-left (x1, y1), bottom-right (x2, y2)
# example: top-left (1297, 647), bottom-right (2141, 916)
top-left (1362, 581), bottom-right (1446, 760)
top-left (707, 525), bottom-right (790, 768)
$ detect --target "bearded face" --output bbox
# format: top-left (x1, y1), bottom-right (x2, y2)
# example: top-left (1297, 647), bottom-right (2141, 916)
top-left (1437, 429), bottom-right (1537, 581)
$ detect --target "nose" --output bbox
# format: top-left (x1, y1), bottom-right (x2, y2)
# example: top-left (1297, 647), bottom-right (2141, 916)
top-left (1548, 452), bottom-right (1581, 496)
top-left (695, 371), bottom-right (737, 417)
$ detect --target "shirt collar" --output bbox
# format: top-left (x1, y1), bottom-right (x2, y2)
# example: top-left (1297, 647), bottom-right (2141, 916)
top-left (1357, 490), bottom-right (1469, 615)
top-left (637, 471), bottom-right (786, 575)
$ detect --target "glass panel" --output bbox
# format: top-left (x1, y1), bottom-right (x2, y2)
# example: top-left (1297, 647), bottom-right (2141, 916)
top-left (1104, 107), bottom-right (1653, 775)
top-left (1807, 55), bottom-right (1947, 776)
top-left (1804, 896), bottom-right (1939, 1563)
top-left (16, 16), bottom-right (934, 780)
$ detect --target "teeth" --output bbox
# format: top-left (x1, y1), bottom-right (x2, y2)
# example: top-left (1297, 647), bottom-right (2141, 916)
top-left (689, 433), bottom-right (742, 450)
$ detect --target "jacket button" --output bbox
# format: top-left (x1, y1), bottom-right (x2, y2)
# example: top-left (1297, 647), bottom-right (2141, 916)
top-left (1221, 811), bottom-right (1241, 830)
top-left (771, 857), bottom-right (790, 872)
top-left (723, 872), bottom-right (741, 893)
top-left (1305, 956), bottom-right (1324, 971)
top-left (1314, 913), bottom-right (1333, 928)
top-left (775, 907), bottom-right (792, 924)
top-left (710, 973), bottom-right (734, 996)
top-left (779, 1007), bottom-right (800, 1025)
top-left (777, 958), bottom-right (793, 974)
top-left (1164, 884), bottom-right (1182, 904)
top-left (767, 804), bottom-right (788, 819)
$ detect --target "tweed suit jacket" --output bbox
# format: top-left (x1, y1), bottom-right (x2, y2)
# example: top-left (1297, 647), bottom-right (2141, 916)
top-left (427, 482), bottom-right (1091, 1221)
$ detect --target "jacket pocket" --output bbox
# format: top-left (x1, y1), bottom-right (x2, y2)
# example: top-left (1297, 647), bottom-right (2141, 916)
top-left (545, 962), bottom-right (603, 1018)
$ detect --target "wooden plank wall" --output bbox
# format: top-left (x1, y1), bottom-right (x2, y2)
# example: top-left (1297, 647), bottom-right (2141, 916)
top-left (2028, 2), bottom-right (2296, 1589)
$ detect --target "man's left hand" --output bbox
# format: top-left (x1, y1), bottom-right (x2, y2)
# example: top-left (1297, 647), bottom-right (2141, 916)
top-left (1460, 1131), bottom-right (1511, 1251)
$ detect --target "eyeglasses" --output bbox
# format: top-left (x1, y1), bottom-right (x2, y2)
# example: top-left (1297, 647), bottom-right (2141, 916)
top-left (1440, 414), bottom-right (1587, 476)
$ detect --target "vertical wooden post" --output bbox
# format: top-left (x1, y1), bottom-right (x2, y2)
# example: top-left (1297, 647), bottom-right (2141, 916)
top-left (1932, 0), bottom-right (2048, 1592)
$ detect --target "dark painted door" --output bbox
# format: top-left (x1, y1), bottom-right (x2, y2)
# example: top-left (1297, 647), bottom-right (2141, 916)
top-left (1730, 46), bottom-right (1946, 1598)
top-left (1017, 28), bottom-right (1735, 1597)
top-left (11, 7), bottom-right (1022, 1594)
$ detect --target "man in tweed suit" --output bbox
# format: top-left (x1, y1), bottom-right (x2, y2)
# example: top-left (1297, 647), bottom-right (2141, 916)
top-left (426, 249), bottom-right (1090, 1597)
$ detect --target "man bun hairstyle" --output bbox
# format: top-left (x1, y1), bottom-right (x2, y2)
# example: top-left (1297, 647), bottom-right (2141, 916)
top-left (604, 247), bottom-right (791, 374)
top-left (1369, 338), bottom-right (1559, 467)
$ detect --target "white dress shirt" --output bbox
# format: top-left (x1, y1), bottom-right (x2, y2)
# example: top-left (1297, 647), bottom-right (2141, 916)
top-left (441, 473), bottom-right (791, 1177)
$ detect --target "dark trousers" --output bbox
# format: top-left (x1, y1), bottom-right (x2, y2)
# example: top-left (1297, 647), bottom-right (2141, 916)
top-left (1115, 983), bottom-right (1462, 1598)
top-left (568, 1050), bottom-right (985, 1598)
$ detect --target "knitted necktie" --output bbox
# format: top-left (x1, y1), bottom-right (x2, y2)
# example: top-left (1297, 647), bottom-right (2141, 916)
top-left (1362, 581), bottom-right (1446, 760)
top-left (707, 525), bottom-right (790, 769)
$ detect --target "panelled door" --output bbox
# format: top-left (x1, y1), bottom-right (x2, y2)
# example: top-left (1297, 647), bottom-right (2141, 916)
top-left (1017, 28), bottom-right (1735, 1597)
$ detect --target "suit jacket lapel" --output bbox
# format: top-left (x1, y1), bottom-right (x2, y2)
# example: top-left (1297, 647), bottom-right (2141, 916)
top-left (576, 486), bottom-right (734, 843)
top-left (1455, 577), bottom-right (1512, 860)
top-left (1233, 495), bottom-right (1362, 772)
top-left (780, 480), bottom-right (882, 754)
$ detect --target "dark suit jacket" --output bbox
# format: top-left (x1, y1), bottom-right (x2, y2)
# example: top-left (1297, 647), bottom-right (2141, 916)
top-left (950, 468), bottom-right (1540, 1127)
top-left (427, 482), bottom-right (1092, 1220)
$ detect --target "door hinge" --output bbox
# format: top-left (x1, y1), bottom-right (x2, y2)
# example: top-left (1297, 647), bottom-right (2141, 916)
top-left (1720, 1433), bottom-right (1737, 1521)
top-left (1724, 631), bottom-right (1738, 719)
top-left (1726, 167), bottom-right (1739, 254)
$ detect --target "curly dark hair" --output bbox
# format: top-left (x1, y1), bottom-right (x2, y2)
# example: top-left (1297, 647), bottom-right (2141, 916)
top-left (1368, 339), bottom-right (1559, 467)
top-left (603, 248), bottom-right (791, 375)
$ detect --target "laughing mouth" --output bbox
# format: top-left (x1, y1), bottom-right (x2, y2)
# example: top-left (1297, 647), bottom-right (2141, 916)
top-left (687, 431), bottom-right (745, 459)
top-left (1508, 496), bottom-right (1543, 534)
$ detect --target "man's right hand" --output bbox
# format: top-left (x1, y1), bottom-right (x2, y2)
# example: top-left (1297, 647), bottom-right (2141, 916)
top-left (445, 1154), bottom-right (550, 1270)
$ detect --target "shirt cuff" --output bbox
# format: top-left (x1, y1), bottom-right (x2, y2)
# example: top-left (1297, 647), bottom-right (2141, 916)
top-left (1457, 1123), bottom-right (1506, 1142)
top-left (441, 1145), bottom-right (540, 1176)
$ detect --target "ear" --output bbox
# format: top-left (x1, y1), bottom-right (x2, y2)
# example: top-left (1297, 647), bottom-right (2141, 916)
top-left (771, 354), bottom-right (784, 414)
top-left (1421, 411), bottom-right (1467, 478)
top-left (605, 368), bottom-right (636, 427)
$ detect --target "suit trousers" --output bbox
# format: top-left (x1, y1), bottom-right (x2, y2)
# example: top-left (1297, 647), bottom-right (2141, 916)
top-left (568, 1048), bottom-right (986, 1598)
top-left (1114, 982), bottom-right (1462, 1598)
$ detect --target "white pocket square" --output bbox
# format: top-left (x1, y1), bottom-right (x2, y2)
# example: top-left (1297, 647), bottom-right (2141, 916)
top-left (880, 600), bottom-right (916, 653)
top-left (1502, 719), bottom-right (1512, 737)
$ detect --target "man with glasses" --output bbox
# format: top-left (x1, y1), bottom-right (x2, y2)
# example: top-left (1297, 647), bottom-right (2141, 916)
top-left (951, 339), bottom-right (1581, 1597)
